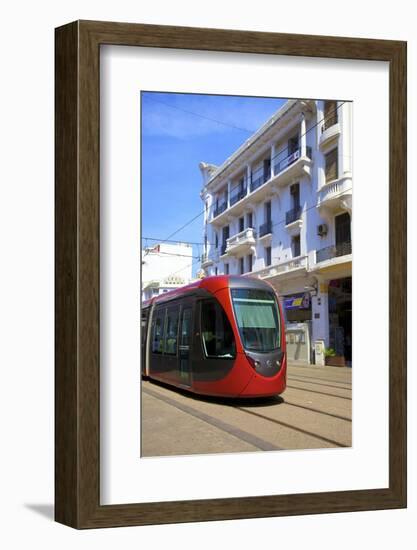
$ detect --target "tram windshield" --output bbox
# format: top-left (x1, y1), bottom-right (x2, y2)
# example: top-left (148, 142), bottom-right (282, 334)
top-left (231, 288), bottom-right (281, 352)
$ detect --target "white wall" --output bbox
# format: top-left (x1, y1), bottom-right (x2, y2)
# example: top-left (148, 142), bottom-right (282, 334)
top-left (0, 1), bottom-right (415, 548)
top-left (142, 243), bottom-right (193, 286)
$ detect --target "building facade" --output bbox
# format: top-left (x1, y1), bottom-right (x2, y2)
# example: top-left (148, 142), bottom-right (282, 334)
top-left (142, 242), bottom-right (193, 301)
top-left (200, 99), bottom-right (352, 365)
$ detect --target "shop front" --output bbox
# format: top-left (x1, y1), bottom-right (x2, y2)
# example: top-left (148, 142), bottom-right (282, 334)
top-left (328, 277), bottom-right (352, 366)
top-left (283, 292), bottom-right (312, 364)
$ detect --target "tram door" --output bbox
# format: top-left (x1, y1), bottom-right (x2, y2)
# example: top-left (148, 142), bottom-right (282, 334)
top-left (178, 306), bottom-right (192, 386)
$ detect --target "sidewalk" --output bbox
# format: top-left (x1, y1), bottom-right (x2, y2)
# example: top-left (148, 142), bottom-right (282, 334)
top-left (287, 359), bottom-right (352, 377)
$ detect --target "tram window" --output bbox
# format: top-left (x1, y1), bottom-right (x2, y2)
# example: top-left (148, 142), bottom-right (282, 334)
top-left (201, 300), bottom-right (236, 359)
top-left (164, 307), bottom-right (179, 355)
top-left (141, 308), bottom-right (149, 346)
top-left (151, 309), bottom-right (165, 354)
top-left (180, 308), bottom-right (192, 347)
top-left (231, 288), bottom-right (281, 352)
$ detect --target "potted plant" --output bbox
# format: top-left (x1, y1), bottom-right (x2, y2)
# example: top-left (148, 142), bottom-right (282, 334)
top-left (324, 347), bottom-right (346, 367)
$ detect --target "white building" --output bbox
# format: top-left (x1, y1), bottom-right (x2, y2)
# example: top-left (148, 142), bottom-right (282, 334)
top-left (200, 99), bottom-right (352, 365)
top-left (142, 242), bottom-right (193, 301)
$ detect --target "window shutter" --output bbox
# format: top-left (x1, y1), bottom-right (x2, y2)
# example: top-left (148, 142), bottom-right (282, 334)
top-left (325, 148), bottom-right (338, 182)
top-left (324, 100), bottom-right (338, 129)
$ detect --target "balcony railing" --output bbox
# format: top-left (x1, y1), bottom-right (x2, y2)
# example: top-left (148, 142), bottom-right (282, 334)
top-left (201, 252), bottom-right (216, 266)
top-left (259, 220), bottom-right (272, 238)
top-left (322, 112), bottom-right (338, 132)
top-left (225, 228), bottom-right (256, 255)
top-left (249, 255), bottom-right (308, 279)
top-left (230, 185), bottom-right (247, 206)
top-left (317, 176), bottom-right (352, 209)
top-left (250, 170), bottom-right (270, 193)
top-left (213, 201), bottom-right (227, 218)
top-left (209, 147), bottom-right (314, 222)
top-left (285, 206), bottom-right (302, 225)
top-left (273, 146), bottom-right (312, 175)
top-left (316, 241), bottom-right (352, 263)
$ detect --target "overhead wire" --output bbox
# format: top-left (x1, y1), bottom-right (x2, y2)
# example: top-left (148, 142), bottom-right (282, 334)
top-left (143, 94), bottom-right (257, 134)
top-left (143, 101), bottom-right (350, 281)
top-left (143, 101), bottom-right (347, 253)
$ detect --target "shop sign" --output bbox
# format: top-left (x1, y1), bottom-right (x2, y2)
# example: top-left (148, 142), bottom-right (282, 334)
top-left (284, 292), bottom-right (310, 310)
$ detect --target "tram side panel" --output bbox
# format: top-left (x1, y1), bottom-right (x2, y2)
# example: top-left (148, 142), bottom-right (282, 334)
top-left (148, 303), bottom-right (181, 386)
top-left (190, 292), bottom-right (254, 397)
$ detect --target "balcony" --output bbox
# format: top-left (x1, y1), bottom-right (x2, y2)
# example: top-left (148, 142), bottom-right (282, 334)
top-left (209, 147), bottom-right (312, 226)
top-left (285, 206), bottom-right (302, 226)
top-left (201, 252), bottom-right (213, 268)
top-left (224, 228), bottom-right (256, 256)
top-left (250, 169), bottom-right (271, 193)
top-left (230, 184), bottom-right (248, 206)
top-left (259, 220), bottom-right (273, 240)
top-left (271, 146), bottom-right (313, 188)
top-left (274, 146), bottom-right (312, 174)
top-left (213, 201), bottom-right (227, 219)
top-left (316, 241), bottom-right (352, 263)
top-left (317, 176), bottom-right (352, 213)
top-left (250, 255), bottom-right (308, 281)
top-left (320, 122), bottom-right (341, 150)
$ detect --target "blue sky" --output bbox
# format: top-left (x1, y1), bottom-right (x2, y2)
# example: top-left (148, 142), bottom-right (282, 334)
top-left (141, 92), bottom-right (287, 275)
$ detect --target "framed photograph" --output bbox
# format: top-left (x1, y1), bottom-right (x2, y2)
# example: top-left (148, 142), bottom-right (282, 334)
top-left (55, 20), bottom-right (406, 528)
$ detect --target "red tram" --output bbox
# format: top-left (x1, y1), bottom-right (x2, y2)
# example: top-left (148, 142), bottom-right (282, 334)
top-left (141, 275), bottom-right (286, 398)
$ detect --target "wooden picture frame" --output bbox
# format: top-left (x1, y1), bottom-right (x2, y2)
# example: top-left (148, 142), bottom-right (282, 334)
top-left (55, 20), bottom-right (407, 529)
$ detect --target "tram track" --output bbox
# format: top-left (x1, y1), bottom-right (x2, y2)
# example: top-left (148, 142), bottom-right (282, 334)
top-left (287, 372), bottom-right (352, 387)
top-left (235, 406), bottom-right (348, 448)
top-left (143, 386), bottom-right (283, 451)
top-left (143, 383), bottom-right (350, 451)
top-left (286, 384), bottom-right (352, 401)
top-left (282, 399), bottom-right (351, 422)
top-left (288, 376), bottom-right (352, 391)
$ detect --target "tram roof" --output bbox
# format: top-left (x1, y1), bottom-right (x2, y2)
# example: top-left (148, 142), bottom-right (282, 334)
top-left (142, 275), bottom-right (275, 308)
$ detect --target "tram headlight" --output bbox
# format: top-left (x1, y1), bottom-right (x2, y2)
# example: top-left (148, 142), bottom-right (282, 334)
top-left (246, 356), bottom-right (260, 370)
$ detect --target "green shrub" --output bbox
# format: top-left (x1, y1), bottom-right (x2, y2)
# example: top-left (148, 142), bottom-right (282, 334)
top-left (324, 347), bottom-right (336, 357)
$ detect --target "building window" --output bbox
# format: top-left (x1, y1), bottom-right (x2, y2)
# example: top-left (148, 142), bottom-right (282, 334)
top-left (335, 212), bottom-right (352, 255)
top-left (224, 263), bottom-right (229, 275)
top-left (325, 148), bottom-right (338, 182)
top-left (292, 235), bottom-right (301, 258)
top-left (214, 267), bottom-right (218, 276)
top-left (239, 216), bottom-right (244, 233)
top-left (215, 232), bottom-right (218, 249)
top-left (265, 246), bottom-right (271, 266)
top-left (288, 134), bottom-right (299, 155)
top-left (239, 257), bottom-right (244, 274)
top-left (201, 299), bottom-right (236, 359)
top-left (323, 100), bottom-right (338, 130)
top-left (263, 158), bottom-right (271, 181)
top-left (265, 200), bottom-right (271, 222)
top-left (247, 212), bottom-right (253, 229)
top-left (222, 225), bottom-right (230, 255)
top-left (290, 183), bottom-right (300, 209)
top-left (247, 254), bottom-right (253, 272)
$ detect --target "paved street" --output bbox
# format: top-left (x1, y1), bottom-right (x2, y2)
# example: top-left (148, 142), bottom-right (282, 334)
top-left (141, 362), bottom-right (352, 457)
